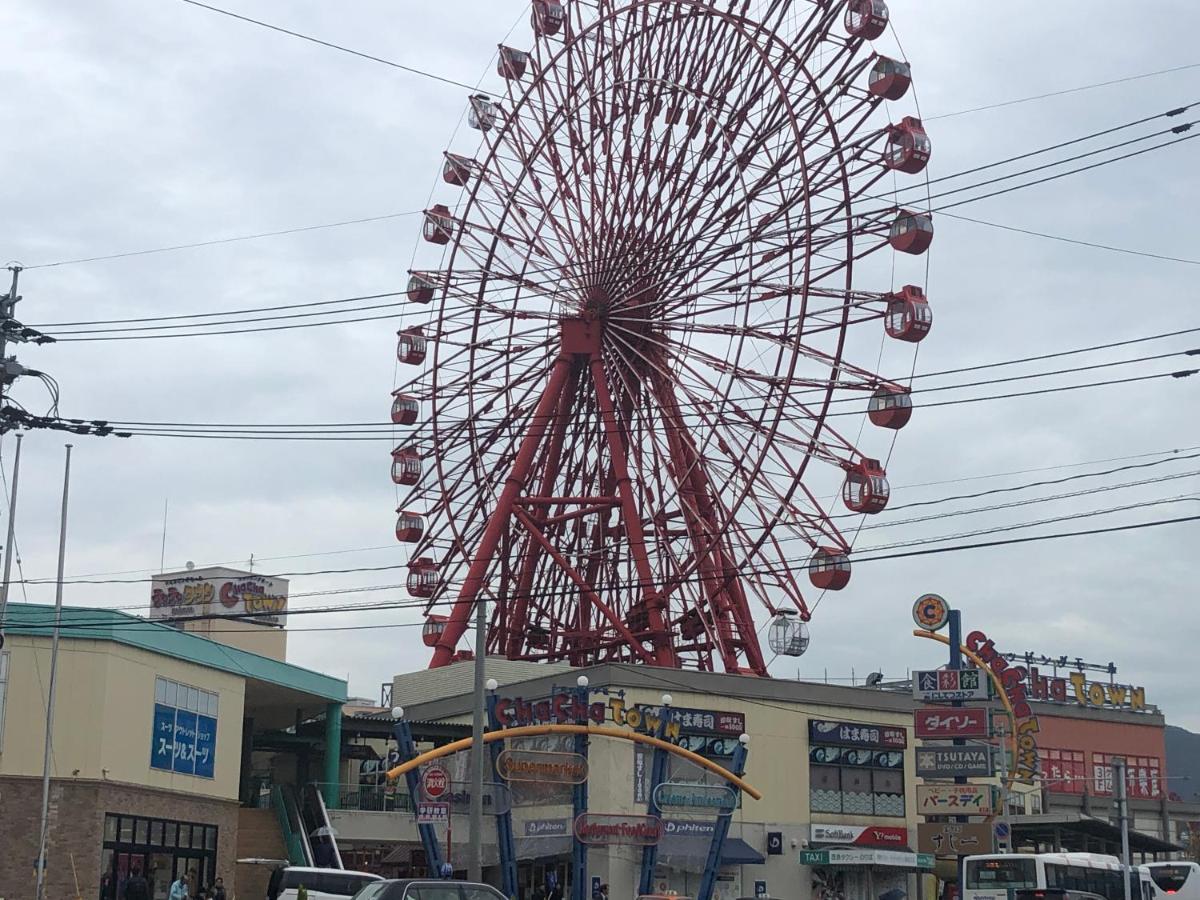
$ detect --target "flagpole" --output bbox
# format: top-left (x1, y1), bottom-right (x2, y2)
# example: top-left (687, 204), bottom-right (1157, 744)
top-left (35, 444), bottom-right (73, 900)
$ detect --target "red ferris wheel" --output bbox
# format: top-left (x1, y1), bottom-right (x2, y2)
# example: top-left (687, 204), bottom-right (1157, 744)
top-left (392, 0), bottom-right (933, 676)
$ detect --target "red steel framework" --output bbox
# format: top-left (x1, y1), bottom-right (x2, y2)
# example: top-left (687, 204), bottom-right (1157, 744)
top-left (392, 0), bottom-right (933, 675)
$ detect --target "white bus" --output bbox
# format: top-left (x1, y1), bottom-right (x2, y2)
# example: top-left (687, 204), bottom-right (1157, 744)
top-left (1146, 863), bottom-right (1200, 900)
top-left (964, 853), bottom-right (1158, 900)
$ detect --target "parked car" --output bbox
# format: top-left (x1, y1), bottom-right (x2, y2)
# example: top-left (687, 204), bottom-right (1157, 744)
top-left (267, 866), bottom-right (384, 900)
top-left (351, 880), bottom-right (508, 900)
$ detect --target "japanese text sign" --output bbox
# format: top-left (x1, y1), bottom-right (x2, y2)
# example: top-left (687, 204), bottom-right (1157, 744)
top-left (809, 718), bottom-right (908, 749)
top-left (913, 669), bottom-right (991, 702)
top-left (917, 784), bottom-right (995, 816)
top-left (918, 822), bottom-right (994, 856)
top-left (913, 706), bottom-right (989, 739)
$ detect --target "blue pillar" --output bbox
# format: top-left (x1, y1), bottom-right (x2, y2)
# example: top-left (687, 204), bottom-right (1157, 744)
top-left (488, 692), bottom-right (519, 899)
top-left (393, 715), bottom-right (445, 874)
top-left (571, 680), bottom-right (591, 900)
top-left (323, 702), bottom-right (343, 810)
top-left (697, 738), bottom-right (748, 900)
top-left (639, 699), bottom-right (677, 895)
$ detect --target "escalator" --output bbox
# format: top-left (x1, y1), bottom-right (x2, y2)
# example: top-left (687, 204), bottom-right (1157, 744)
top-left (300, 783), bottom-right (344, 869)
top-left (271, 784), bottom-right (314, 866)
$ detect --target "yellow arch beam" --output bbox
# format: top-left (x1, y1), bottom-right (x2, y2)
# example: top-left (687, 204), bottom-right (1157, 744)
top-left (913, 629), bottom-right (1019, 788)
top-left (386, 723), bottom-right (762, 800)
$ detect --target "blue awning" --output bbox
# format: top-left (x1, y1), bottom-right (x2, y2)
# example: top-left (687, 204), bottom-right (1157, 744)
top-left (720, 838), bottom-right (765, 865)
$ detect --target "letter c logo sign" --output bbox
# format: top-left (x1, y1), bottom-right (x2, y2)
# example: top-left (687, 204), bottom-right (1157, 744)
top-left (912, 593), bottom-right (949, 632)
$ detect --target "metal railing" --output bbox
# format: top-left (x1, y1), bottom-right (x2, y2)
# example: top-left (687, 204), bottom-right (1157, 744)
top-left (311, 782), bottom-right (415, 813)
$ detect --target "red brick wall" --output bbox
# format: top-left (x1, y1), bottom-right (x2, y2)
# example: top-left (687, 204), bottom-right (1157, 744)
top-left (0, 776), bottom-right (239, 900)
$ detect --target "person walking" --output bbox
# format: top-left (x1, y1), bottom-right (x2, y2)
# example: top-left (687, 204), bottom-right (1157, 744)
top-left (168, 872), bottom-right (189, 900)
top-left (122, 864), bottom-right (150, 900)
top-left (211, 876), bottom-right (227, 900)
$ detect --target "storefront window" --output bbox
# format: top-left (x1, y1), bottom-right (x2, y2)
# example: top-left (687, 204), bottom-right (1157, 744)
top-left (101, 814), bottom-right (218, 897)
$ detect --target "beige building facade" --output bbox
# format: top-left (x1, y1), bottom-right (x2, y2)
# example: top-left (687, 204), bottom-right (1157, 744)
top-left (379, 662), bottom-right (932, 900)
top-left (0, 604), bottom-right (346, 900)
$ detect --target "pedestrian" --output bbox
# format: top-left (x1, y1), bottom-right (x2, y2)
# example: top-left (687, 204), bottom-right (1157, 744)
top-left (168, 872), bottom-right (189, 900)
top-left (211, 876), bottom-right (227, 900)
top-left (122, 864), bottom-right (150, 900)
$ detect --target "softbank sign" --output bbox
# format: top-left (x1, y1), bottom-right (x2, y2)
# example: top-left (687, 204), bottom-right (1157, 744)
top-left (810, 824), bottom-right (908, 847)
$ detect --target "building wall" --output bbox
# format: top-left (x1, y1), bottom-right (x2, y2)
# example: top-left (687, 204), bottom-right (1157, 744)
top-left (0, 775), bottom-right (239, 900)
top-left (0, 635), bottom-right (246, 801)
top-left (1037, 712), bottom-right (1166, 760)
top-left (184, 617), bottom-right (288, 661)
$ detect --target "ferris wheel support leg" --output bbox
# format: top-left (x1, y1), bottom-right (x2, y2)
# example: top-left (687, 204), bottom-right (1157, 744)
top-left (504, 364), bottom-right (581, 660)
top-left (652, 373), bottom-right (768, 676)
top-left (429, 353), bottom-right (575, 669)
top-left (589, 357), bottom-right (679, 669)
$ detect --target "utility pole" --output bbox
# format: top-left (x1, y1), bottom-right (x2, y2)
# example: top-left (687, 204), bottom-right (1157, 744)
top-left (35, 443), bottom-right (74, 900)
top-left (0, 430), bottom-right (24, 647)
top-left (1114, 757), bottom-right (1132, 900)
top-left (0, 267), bottom-right (116, 439)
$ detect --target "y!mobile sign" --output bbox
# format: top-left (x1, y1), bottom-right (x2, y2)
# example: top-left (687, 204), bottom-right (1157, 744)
top-left (913, 707), bottom-right (989, 739)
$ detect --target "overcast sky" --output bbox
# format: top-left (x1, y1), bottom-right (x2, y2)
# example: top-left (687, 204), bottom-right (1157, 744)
top-left (1, 2), bottom-right (1198, 740)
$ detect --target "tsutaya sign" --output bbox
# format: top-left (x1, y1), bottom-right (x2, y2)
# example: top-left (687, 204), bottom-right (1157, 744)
top-left (151, 566), bottom-right (288, 625)
top-left (966, 632), bottom-right (1147, 712)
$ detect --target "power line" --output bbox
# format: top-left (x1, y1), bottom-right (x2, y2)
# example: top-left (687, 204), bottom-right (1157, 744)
top-left (88, 364), bottom-right (1196, 441)
top-left (28, 441), bottom-right (1198, 584)
top-left (7, 512), bottom-right (1198, 621)
top-left (938, 209), bottom-right (1200, 266)
top-left (926, 62), bottom-right (1200, 121)
top-left (21, 213), bottom-right (421, 271)
top-left (176, 0), bottom-right (483, 92)
top-left (31, 290), bottom-right (407, 329)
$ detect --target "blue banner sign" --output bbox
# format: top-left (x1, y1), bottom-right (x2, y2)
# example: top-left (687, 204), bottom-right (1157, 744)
top-left (149, 701), bottom-right (218, 778)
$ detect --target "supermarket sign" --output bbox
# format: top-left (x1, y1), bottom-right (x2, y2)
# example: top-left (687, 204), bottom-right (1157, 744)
top-left (913, 669), bottom-right (991, 702)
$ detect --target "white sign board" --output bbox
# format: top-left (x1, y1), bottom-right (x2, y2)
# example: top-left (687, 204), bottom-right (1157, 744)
top-left (416, 802), bottom-right (450, 825)
top-left (150, 566), bottom-right (288, 625)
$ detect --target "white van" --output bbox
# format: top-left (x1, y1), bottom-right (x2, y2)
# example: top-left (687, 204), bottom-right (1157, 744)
top-left (266, 866), bottom-right (384, 900)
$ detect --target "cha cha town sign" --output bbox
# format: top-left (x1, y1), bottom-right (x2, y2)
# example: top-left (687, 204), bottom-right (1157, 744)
top-left (966, 631), bottom-right (1148, 712)
top-left (150, 566), bottom-right (288, 625)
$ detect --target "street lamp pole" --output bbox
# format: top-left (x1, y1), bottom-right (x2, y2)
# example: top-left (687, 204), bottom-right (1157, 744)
top-left (468, 598), bottom-right (487, 882)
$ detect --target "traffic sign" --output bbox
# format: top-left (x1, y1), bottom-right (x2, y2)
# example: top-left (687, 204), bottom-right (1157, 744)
top-left (994, 822), bottom-right (1011, 841)
top-left (421, 763), bottom-right (450, 800)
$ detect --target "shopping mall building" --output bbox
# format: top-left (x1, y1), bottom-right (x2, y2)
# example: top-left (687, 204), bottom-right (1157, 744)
top-left (2, 575), bottom-right (1195, 900)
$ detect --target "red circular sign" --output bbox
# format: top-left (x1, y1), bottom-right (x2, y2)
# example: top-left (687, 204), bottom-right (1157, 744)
top-left (421, 765), bottom-right (449, 799)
